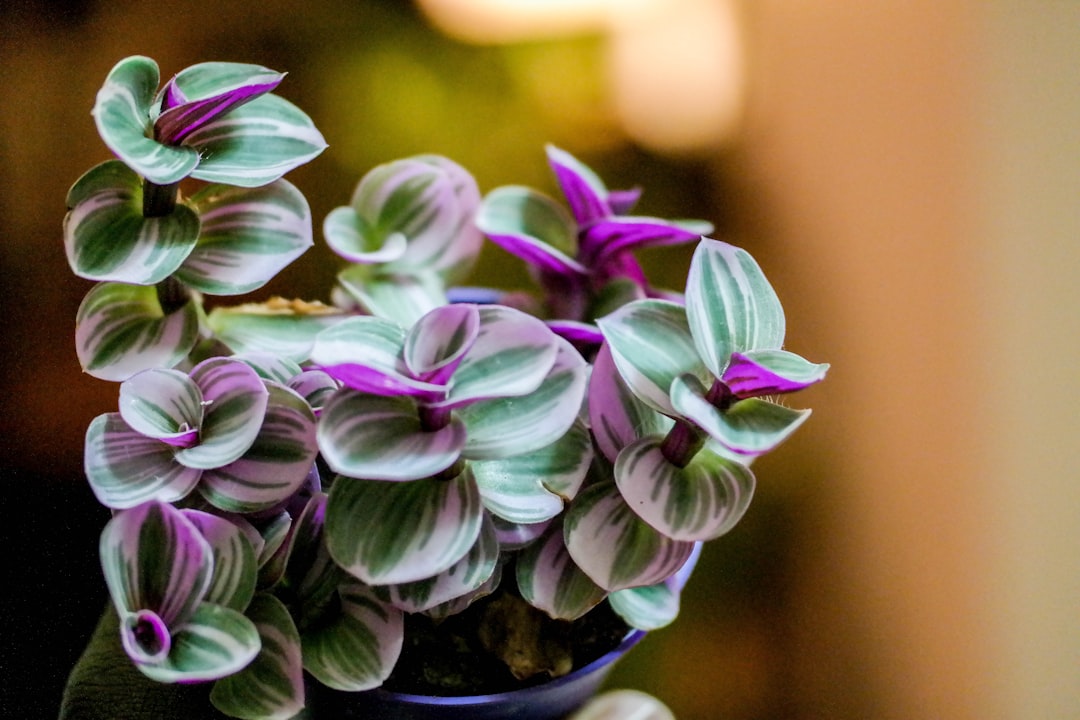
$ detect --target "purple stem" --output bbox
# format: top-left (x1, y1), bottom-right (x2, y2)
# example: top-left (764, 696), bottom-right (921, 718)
top-left (660, 378), bottom-right (733, 467)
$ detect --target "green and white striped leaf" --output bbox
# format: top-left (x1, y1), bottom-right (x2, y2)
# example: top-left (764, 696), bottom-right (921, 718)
top-left (589, 341), bottom-right (673, 464)
top-left (614, 436), bottom-right (755, 541)
top-left (207, 299), bottom-right (346, 364)
top-left (64, 160), bottom-right (201, 285)
top-left (378, 512), bottom-right (499, 613)
top-left (255, 511), bottom-right (293, 590)
top-left (608, 581), bottom-right (681, 631)
top-left (181, 510), bottom-right (258, 612)
top-left (336, 264), bottom-right (448, 328)
top-left (310, 315), bottom-right (441, 397)
top-left (99, 501), bottom-right (212, 625)
top-left (233, 352), bottom-right (303, 384)
top-left (403, 303), bottom-right (478, 383)
top-left (475, 185), bottom-right (583, 272)
top-left (183, 94), bottom-right (328, 187)
top-left (92, 56), bottom-right (199, 184)
top-left (138, 602), bottom-right (261, 684)
top-left (563, 482), bottom-right (695, 592)
top-left (596, 299), bottom-right (708, 416)
top-left (341, 155), bottom-right (483, 281)
top-left (199, 383), bottom-right (318, 513)
top-left (75, 281), bottom-right (200, 381)
top-left (118, 368), bottom-right (202, 445)
top-left (317, 391), bottom-right (466, 481)
top-left (85, 413), bottom-right (203, 508)
top-left (459, 335), bottom-right (588, 460)
top-left (323, 206), bottom-right (408, 264)
top-left (444, 305), bottom-right (558, 406)
top-left (210, 594), bottom-right (304, 720)
top-left (670, 373), bottom-right (811, 456)
top-left (325, 472), bottom-right (484, 585)
top-left (721, 349), bottom-right (830, 398)
top-left (471, 417), bottom-right (593, 524)
top-left (516, 520), bottom-right (606, 621)
top-left (685, 238), bottom-right (785, 377)
top-left (301, 581), bottom-right (404, 692)
top-left (423, 559), bottom-right (504, 622)
top-left (176, 179), bottom-right (314, 295)
top-left (174, 358), bottom-right (269, 470)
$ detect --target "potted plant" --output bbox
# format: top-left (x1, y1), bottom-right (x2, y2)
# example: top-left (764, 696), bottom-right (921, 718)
top-left (59, 56), bottom-right (827, 720)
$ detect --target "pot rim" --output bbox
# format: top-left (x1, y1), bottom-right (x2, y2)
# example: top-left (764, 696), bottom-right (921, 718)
top-left (370, 628), bottom-right (647, 706)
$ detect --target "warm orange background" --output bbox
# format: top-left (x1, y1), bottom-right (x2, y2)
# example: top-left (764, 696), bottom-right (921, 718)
top-left (2, 2), bottom-right (1076, 718)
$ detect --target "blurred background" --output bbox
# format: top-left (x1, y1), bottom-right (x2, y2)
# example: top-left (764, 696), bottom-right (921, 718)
top-left (2, 1), bottom-right (1077, 718)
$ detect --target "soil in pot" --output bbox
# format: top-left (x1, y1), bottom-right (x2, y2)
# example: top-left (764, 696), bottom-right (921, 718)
top-left (380, 586), bottom-right (632, 696)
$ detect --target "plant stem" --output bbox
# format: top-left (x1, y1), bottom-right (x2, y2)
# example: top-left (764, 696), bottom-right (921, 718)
top-left (156, 276), bottom-right (190, 315)
top-left (660, 419), bottom-right (705, 468)
top-left (418, 404), bottom-right (451, 433)
top-left (660, 378), bottom-right (733, 467)
top-left (142, 179), bottom-right (180, 218)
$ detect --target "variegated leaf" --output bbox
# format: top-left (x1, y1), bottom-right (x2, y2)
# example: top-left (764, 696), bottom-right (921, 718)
top-left (589, 341), bottom-right (673, 464)
top-left (670, 374), bottom-right (811, 456)
top-left (614, 436), bottom-right (755, 541)
top-left (154, 61), bottom-right (284, 145)
top-left (336, 265), bottom-right (448, 328)
top-left (721, 349), bottom-right (829, 398)
top-left (378, 512), bottom-right (499, 613)
top-left (207, 298), bottom-right (346, 364)
top-left (199, 383), bottom-right (318, 513)
top-left (181, 510), bottom-right (258, 612)
top-left (685, 238), bottom-right (786, 377)
top-left (176, 179), bottom-right (314, 295)
top-left (183, 94), bottom-right (328, 187)
top-left (100, 501), bottom-right (212, 627)
top-left (118, 368), bottom-right (202, 447)
top-left (344, 155), bottom-right (483, 281)
top-left (472, 418), bottom-right (593, 524)
top-left (233, 352), bottom-right (303, 384)
top-left (563, 482), bottom-right (695, 592)
top-left (311, 315), bottom-right (442, 399)
top-left (301, 581), bottom-right (404, 692)
top-left (210, 594), bottom-right (304, 720)
top-left (138, 602), bottom-right (261, 684)
top-left (323, 206), bottom-right (408, 264)
top-left (475, 185), bottom-right (586, 276)
top-left (459, 335), bottom-right (588, 460)
top-left (288, 370), bottom-right (338, 415)
top-left (75, 281), bottom-right (200, 382)
top-left (442, 305), bottom-right (558, 407)
top-left (545, 144), bottom-right (612, 227)
top-left (516, 520), bottom-right (606, 621)
top-left (85, 413), bottom-right (203, 508)
top-left (422, 559), bottom-right (504, 622)
top-left (317, 391), bottom-right (465, 481)
top-left (64, 160), bottom-right (200, 285)
top-left (596, 299), bottom-right (708, 416)
top-left (91, 56), bottom-right (199, 184)
top-left (325, 472), bottom-right (483, 585)
top-left (608, 581), bottom-right (681, 632)
top-left (174, 358), bottom-right (269, 470)
top-left (403, 303), bottom-right (478, 385)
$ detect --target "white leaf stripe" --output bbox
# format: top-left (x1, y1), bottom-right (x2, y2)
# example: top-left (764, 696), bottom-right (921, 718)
top-left (139, 603), bottom-right (261, 683)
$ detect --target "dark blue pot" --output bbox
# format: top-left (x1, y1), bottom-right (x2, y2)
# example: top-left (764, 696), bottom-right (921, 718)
top-left (312, 629), bottom-right (646, 720)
